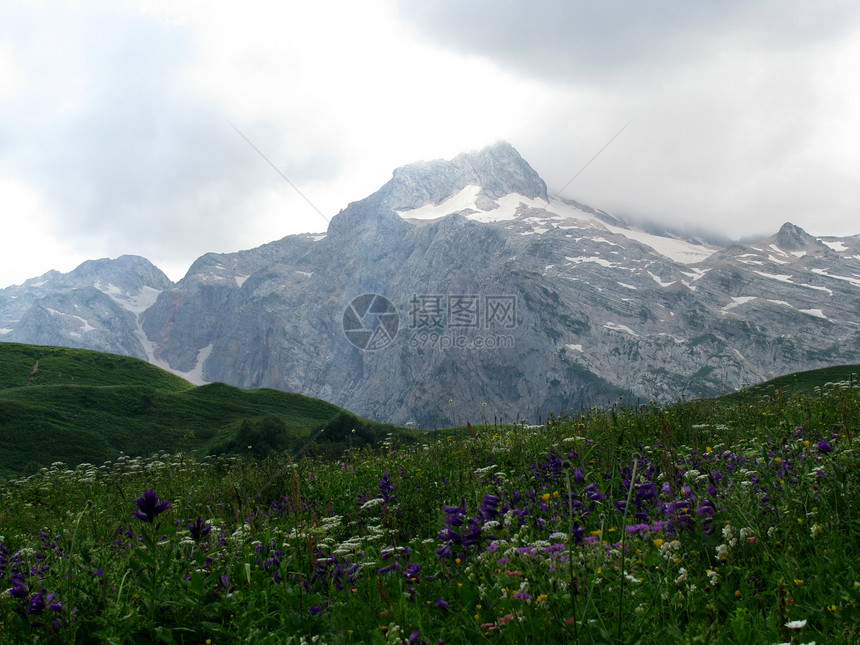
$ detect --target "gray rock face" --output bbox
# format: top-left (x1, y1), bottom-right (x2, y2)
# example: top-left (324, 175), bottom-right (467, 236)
top-left (3, 142), bottom-right (860, 425)
top-left (0, 256), bottom-right (171, 359)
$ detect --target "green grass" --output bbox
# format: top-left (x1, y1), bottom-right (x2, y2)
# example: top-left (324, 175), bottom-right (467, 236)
top-left (0, 343), bottom-right (405, 477)
top-left (1, 380), bottom-right (858, 643)
top-left (1, 343), bottom-right (859, 642)
top-left (720, 364), bottom-right (860, 402)
top-left (0, 342), bottom-right (194, 391)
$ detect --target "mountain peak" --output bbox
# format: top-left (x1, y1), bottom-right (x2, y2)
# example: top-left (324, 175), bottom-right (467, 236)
top-left (773, 222), bottom-right (827, 253)
top-left (384, 142), bottom-right (547, 212)
top-left (454, 141), bottom-right (548, 201)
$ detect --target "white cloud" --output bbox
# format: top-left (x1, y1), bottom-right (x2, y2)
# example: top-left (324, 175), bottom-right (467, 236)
top-left (1, 0), bottom-right (859, 287)
top-left (0, 177), bottom-right (88, 286)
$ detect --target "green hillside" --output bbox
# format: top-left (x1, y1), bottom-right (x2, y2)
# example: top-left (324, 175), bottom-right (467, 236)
top-left (0, 342), bottom-right (194, 391)
top-left (0, 343), bottom-right (403, 477)
top-left (720, 363), bottom-right (860, 402)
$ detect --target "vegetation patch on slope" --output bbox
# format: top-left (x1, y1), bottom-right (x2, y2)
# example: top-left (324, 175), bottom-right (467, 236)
top-left (0, 343), bottom-right (404, 476)
top-left (0, 378), bottom-right (857, 643)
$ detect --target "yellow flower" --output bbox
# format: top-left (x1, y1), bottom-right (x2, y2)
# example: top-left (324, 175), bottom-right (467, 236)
top-left (706, 446), bottom-right (713, 452)
top-left (735, 590), bottom-right (742, 598)
top-left (794, 578), bottom-right (804, 585)
top-left (653, 538), bottom-right (664, 547)
top-left (537, 594), bottom-right (548, 603)
top-left (541, 493), bottom-right (551, 501)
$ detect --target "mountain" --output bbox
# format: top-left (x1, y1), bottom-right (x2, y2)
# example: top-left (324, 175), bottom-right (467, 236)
top-left (0, 255), bottom-right (171, 359)
top-left (3, 142), bottom-right (860, 425)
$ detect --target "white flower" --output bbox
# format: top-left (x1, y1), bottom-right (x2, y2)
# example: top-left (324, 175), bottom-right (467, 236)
top-left (784, 619), bottom-right (807, 629)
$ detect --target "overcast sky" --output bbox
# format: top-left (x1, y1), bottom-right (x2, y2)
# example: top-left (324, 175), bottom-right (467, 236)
top-left (2, 0), bottom-right (859, 287)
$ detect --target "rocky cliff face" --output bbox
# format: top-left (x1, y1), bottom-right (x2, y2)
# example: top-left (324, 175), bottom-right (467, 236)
top-left (3, 143), bottom-right (860, 425)
top-left (0, 256), bottom-right (171, 359)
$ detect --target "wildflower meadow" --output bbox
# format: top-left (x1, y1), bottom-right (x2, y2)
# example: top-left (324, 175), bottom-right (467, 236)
top-left (1, 382), bottom-right (858, 644)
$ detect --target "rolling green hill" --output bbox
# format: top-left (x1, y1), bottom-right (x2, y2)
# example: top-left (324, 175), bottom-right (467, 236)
top-left (0, 342), bottom-right (194, 391)
top-left (720, 363), bottom-right (860, 402)
top-left (3, 341), bottom-right (859, 478)
top-left (0, 343), bottom-right (403, 477)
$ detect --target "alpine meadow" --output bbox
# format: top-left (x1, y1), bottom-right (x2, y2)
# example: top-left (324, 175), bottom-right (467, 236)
top-left (0, 343), bottom-right (858, 643)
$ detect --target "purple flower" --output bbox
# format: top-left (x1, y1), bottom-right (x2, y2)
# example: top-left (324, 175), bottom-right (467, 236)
top-left (816, 439), bottom-right (833, 454)
top-left (378, 472), bottom-right (396, 503)
top-left (403, 562), bottom-right (422, 582)
top-left (309, 604), bottom-right (323, 616)
top-left (435, 596), bottom-right (449, 610)
top-left (188, 517), bottom-right (211, 541)
top-left (27, 589), bottom-right (47, 615)
top-left (696, 499), bottom-right (717, 516)
top-left (625, 523), bottom-right (650, 533)
top-left (480, 494), bottom-right (499, 520)
top-left (9, 580), bottom-right (28, 599)
top-left (132, 489), bottom-right (171, 523)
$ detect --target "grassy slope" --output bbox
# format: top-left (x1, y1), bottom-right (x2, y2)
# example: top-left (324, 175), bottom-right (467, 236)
top-left (0, 342), bottom-right (194, 391)
top-left (720, 364), bottom-right (860, 402)
top-left (3, 340), bottom-right (859, 476)
top-left (0, 343), bottom-right (399, 476)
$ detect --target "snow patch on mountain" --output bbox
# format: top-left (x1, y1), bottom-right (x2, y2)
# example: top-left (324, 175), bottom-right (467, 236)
top-left (603, 322), bottom-right (639, 337)
top-left (811, 268), bottom-right (860, 288)
top-left (800, 309), bottom-right (827, 319)
top-left (567, 256), bottom-right (616, 268)
top-left (821, 240), bottom-right (847, 252)
top-left (648, 272), bottom-right (675, 287)
top-left (723, 296), bottom-right (757, 311)
top-left (96, 282), bottom-right (161, 316)
top-left (602, 223), bottom-right (716, 265)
